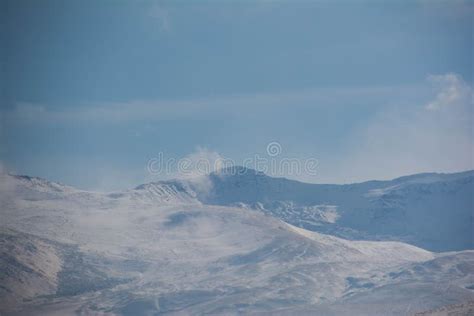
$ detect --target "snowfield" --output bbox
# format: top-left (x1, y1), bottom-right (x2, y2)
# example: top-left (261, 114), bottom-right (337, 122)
top-left (0, 170), bottom-right (473, 315)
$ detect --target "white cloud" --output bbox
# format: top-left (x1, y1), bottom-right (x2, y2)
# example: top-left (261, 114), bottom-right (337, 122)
top-left (6, 85), bottom-right (419, 125)
top-left (425, 73), bottom-right (472, 110)
top-left (323, 73), bottom-right (473, 183)
top-left (4, 75), bottom-right (472, 186)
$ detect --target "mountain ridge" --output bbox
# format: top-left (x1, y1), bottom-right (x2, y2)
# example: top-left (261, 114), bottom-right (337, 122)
top-left (5, 167), bottom-right (474, 192)
top-left (1, 169), bottom-right (473, 314)
top-left (1, 168), bottom-right (473, 251)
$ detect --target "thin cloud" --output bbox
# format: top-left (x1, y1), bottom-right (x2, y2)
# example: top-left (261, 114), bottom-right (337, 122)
top-left (425, 73), bottom-right (472, 111)
top-left (6, 84), bottom-right (423, 125)
top-left (326, 73), bottom-right (473, 183)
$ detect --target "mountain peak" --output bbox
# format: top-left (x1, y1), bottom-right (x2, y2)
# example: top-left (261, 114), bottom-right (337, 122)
top-left (211, 166), bottom-right (266, 177)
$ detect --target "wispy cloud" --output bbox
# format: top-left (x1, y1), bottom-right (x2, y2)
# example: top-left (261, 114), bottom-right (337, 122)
top-left (6, 84), bottom-right (423, 125)
top-left (4, 75), bottom-right (472, 187)
top-left (324, 73), bottom-right (473, 183)
top-left (425, 73), bottom-right (472, 110)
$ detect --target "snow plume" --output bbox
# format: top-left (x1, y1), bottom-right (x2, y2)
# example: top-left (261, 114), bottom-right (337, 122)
top-left (0, 162), bottom-right (17, 197)
top-left (177, 147), bottom-right (230, 196)
top-left (146, 147), bottom-right (235, 195)
top-left (0, 161), bottom-right (6, 175)
top-left (178, 147), bottom-right (225, 177)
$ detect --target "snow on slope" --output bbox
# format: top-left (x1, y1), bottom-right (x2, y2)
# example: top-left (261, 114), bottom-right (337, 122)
top-left (0, 228), bottom-right (62, 309)
top-left (0, 172), bottom-right (473, 315)
top-left (193, 167), bottom-right (474, 252)
top-left (118, 180), bottom-right (200, 205)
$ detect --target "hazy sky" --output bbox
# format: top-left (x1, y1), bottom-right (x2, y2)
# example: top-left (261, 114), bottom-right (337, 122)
top-left (1, 0), bottom-right (473, 190)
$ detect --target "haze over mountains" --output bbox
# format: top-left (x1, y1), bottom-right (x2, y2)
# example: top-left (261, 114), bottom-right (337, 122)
top-left (0, 169), bottom-right (473, 315)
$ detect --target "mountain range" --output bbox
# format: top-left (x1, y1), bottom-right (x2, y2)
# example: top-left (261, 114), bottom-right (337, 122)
top-left (0, 168), bottom-right (473, 315)
top-left (131, 167), bottom-right (474, 251)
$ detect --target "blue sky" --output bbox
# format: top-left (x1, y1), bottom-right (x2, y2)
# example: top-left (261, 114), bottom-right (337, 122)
top-left (1, 0), bottom-right (473, 190)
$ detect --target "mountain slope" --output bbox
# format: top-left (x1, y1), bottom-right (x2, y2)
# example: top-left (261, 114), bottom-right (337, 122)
top-left (2, 169), bottom-right (472, 252)
top-left (0, 202), bottom-right (470, 315)
top-left (0, 229), bottom-right (61, 309)
top-left (0, 171), bottom-right (473, 315)
top-left (192, 167), bottom-right (474, 251)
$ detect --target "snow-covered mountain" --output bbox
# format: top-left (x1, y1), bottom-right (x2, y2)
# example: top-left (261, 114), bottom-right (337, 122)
top-left (192, 167), bottom-right (474, 252)
top-left (0, 170), bottom-right (473, 315)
